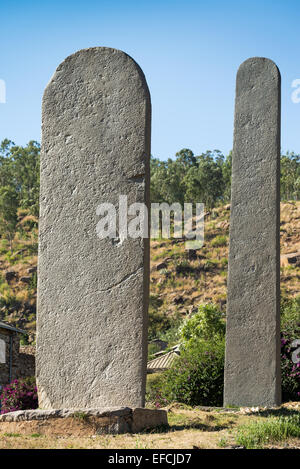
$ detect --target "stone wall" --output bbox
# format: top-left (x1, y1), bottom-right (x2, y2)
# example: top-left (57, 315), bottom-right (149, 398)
top-left (17, 346), bottom-right (35, 380)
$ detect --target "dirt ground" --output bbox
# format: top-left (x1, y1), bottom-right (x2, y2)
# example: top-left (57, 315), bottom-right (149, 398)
top-left (0, 404), bottom-right (299, 449)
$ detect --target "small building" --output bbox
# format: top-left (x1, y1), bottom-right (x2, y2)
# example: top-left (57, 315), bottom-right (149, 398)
top-left (147, 345), bottom-right (181, 373)
top-left (0, 321), bottom-right (27, 389)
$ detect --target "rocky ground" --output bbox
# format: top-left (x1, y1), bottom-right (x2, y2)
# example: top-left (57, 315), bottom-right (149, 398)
top-left (149, 201), bottom-right (300, 334)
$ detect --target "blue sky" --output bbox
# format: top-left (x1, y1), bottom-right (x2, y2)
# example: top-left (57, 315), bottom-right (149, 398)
top-left (1, 0), bottom-right (300, 159)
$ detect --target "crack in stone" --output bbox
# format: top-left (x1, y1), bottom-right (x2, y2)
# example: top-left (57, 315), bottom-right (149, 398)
top-left (98, 267), bottom-right (143, 292)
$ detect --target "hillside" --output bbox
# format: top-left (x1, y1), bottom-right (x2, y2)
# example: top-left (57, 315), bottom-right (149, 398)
top-left (0, 202), bottom-right (299, 343)
top-left (149, 201), bottom-right (300, 338)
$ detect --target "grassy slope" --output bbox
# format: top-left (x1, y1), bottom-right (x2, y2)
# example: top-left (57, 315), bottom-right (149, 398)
top-left (150, 201), bottom-right (300, 335)
top-left (0, 202), bottom-right (299, 341)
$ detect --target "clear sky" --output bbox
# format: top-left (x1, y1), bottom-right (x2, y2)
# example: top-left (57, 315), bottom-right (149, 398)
top-left (1, 0), bottom-right (300, 159)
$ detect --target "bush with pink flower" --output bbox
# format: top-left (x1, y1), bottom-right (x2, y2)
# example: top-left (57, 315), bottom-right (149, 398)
top-left (0, 377), bottom-right (38, 414)
top-left (280, 296), bottom-right (300, 401)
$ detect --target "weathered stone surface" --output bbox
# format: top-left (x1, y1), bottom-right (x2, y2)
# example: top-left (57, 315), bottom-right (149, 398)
top-left (37, 48), bottom-right (151, 409)
top-left (0, 408), bottom-right (168, 435)
top-left (0, 407), bottom-right (132, 422)
top-left (224, 57), bottom-right (281, 407)
top-left (132, 408), bottom-right (168, 432)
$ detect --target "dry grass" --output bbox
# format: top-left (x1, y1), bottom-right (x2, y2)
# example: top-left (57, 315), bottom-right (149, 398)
top-left (0, 406), bottom-right (299, 449)
top-left (2, 201), bottom-right (300, 337)
top-left (149, 202), bottom-right (300, 332)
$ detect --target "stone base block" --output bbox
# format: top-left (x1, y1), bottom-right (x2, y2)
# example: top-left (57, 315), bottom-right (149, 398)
top-left (0, 407), bottom-right (168, 436)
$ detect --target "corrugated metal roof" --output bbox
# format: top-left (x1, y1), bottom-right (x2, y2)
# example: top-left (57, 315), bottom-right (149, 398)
top-left (147, 349), bottom-right (180, 370)
top-left (0, 321), bottom-right (26, 334)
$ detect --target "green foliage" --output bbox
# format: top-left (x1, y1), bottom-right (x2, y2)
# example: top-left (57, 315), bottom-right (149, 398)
top-left (220, 257), bottom-right (228, 266)
top-left (151, 149), bottom-right (300, 209)
top-left (0, 289), bottom-right (21, 310)
top-left (149, 294), bottom-right (163, 309)
top-left (148, 308), bottom-right (172, 340)
top-left (175, 260), bottom-right (193, 276)
top-left (72, 411), bottom-right (89, 421)
top-left (161, 337), bottom-right (225, 406)
top-left (236, 412), bottom-right (300, 449)
top-left (280, 152), bottom-right (300, 200)
top-left (146, 304), bottom-right (226, 407)
top-left (280, 295), bottom-right (300, 401)
top-left (150, 149), bottom-right (227, 209)
top-left (20, 334), bottom-right (30, 346)
top-left (148, 295), bottom-right (184, 343)
top-left (281, 295), bottom-right (300, 332)
top-left (180, 303), bottom-right (225, 342)
top-left (0, 186), bottom-right (18, 251)
top-left (222, 152), bottom-right (232, 201)
top-left (148, 342), bottom-right (162, 360)
top-left (203, 259), bottom-right (218, 271)
top-left (146, 372), bottom-right (165, 404)
top-left (28, 271), bottom-right (37, 291)
top-left (211, 235), bottom-right (228, 247)
top-left (156, 316), bottom-right (182, 346)
top-left (0, 140), bottom-right (40, 215)
top-left (184, 150), bottom-right (226, 209)
top-left (0, 140), bottom-right (40, 248)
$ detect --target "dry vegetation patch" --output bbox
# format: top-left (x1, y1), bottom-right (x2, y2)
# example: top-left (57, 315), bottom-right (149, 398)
top-left (0, 406), bottom-right (299, 449)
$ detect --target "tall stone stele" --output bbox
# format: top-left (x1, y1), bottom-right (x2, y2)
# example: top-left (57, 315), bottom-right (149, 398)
top-left (37, 48), bottom-right (151, 409)
top-left (224, 57), bottom-right (281, 407)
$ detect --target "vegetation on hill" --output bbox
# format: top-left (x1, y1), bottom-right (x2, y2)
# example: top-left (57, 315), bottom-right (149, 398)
top-left (151, 148), bottom-right (300, 207)
top-left (0, 140), bottom-right (299, 350)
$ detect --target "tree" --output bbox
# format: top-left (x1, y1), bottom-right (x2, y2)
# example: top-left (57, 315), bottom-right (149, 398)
top-left (281, 152), bottom-right (300, 200)
top-left (222, 151), bottom-right (232, 202)
top-left (185, 151), bottom-right (225, 208)
top-left (0, 185), bottom-right (18, 251)
top-left (0, 140), bottom-right (40, 216)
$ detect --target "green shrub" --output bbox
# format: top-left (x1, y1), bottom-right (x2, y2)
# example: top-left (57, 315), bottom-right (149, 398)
top-left (211, 235), bottom-right (228, 247)
top-left (148, 308), bottom-right (172, 340)
top-left (203, 259), bottom-right (218, 271)
top-left (146, 373), bottom-right (165, 405)
top-left (0, 290), bottom-right (21, 310)
top-left (161, 337), bottom-right (225, 406)
top-left (148, 342), bottom-right (161, 360)
top-left (149, 294), bottom-right (163, 309)
top-left (180, 303), bottom-right (225, 341)
top-left (220, 257), bottom-right (228, 266)
top-left (281, 295), bottom-right (300, 332)
top-left (175, 260), bottom-right (194, 276)
top-left (280, 296), bottom-right (300, 401)
top-left (28, 271), bottom-right (37, 290)
top-left (157, 316), bottom-right (182, 346)
top-left (147, 304), bottom-right (226, 407)
top-left (20, 334), bottom-right (30, 346)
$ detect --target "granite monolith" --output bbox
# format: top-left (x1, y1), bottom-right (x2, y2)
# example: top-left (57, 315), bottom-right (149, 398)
top-left (224, 57), bottom-right (281, 407)
top-left (37, 47), bottom-right (151, 409)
